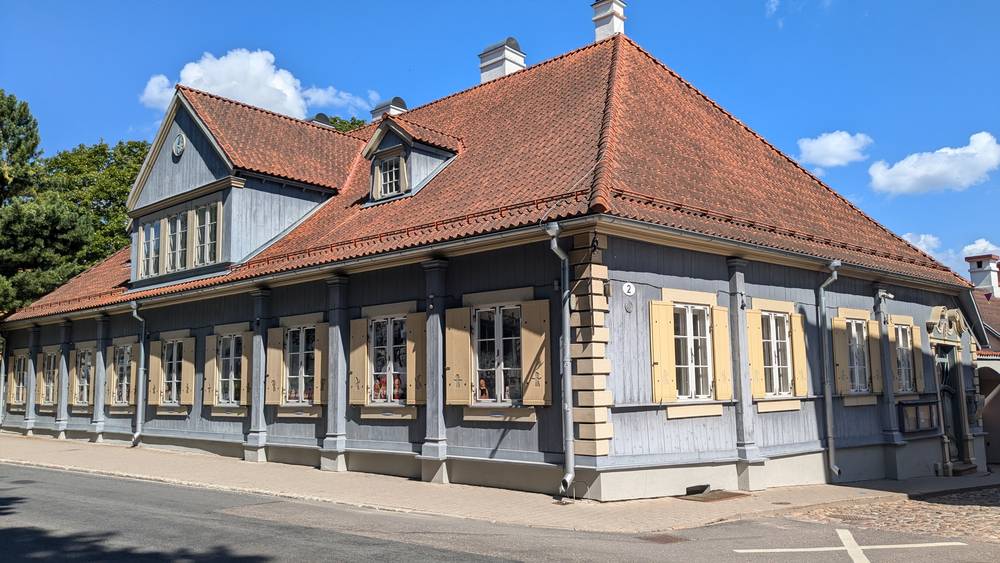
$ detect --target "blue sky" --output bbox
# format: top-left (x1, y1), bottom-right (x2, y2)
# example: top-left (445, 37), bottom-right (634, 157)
top-left (2, 1), bottom-right (998, 276)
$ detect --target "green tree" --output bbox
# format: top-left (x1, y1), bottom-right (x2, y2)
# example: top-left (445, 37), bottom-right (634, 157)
top-left (0, 89), bottom-right (42, 202)
top-left (328, 116), bottom-right (366, 132)
top-left (41, 140), bottom-right (150, 260)
top-left (0, 193), bottom-right (94, 313)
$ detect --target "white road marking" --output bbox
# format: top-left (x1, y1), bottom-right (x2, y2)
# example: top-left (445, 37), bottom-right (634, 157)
top-left (836, 529), bottom-right (870, 563)
top-left (734, 527), bottom-right (967, 560)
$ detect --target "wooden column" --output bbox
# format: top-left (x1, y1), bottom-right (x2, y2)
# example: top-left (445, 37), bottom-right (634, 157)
top-left (55, 321), bottom-right (72, 437)
top-left (245, 288), bottom-right (271, 462)
top-left (570, 232), bottom-right (613, 456)
top-left (321, 275), bottom-right (350, 471)
top-left (420, 259), bottom-right (449, 483)
top-left (91, 314), bottom-right (109, 440)
top-left (727, 258), bottom-right (765, 491)
top-left (24, 325), bottom-right (40, 433)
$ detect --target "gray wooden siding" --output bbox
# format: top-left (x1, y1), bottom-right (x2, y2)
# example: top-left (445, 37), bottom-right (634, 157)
top-left (604, 236), bottom-right (969, 465)
top-left (134, 107), bottom-right (229, 210)
top-left (229, 178), bottom-right (327, 263)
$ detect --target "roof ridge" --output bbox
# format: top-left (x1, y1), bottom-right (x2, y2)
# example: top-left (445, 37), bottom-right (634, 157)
top-left (615, 36), bottom-right (950, 273)
top-left (176, 85), bottom-right (367, 142)
top-left (388, 113), bottom-right (465, 145)
top-left (589, 34), bottom-right (624, 213)
top-left (400, 35), bottom-right (618, 118)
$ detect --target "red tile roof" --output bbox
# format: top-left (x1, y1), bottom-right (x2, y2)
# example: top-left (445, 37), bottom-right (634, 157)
top-left (5, 35), bottom-right (968, 323)
top-left (973, 289), bottom-right (1000, 350)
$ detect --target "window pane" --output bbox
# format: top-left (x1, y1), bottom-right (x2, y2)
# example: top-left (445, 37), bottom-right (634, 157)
top-left (373, 373), bottom-right (387, 401)
top-left (373, 320), bottom-right (387, 347)
top-left (504, 370), bottom-right (521, 402)
top-left (695, 367), bottom-right (710, 397)
top-left (503, 338), bottom-right (520, 371)
top-left (761, 315), bottom-right (772, 341)
top-left (501, 308), bottom-right (520, 338)
top-left (676, 367), bottom-right (689, 398)
top-left (478, 310), bottom-right (495, 340)
top-left (477, 370), bottom-right (496, 401)
top-left (391, 372), bottom-right (405, 401)
top-left (764, 366), bottom-right (775, 394)
top-left (774, 315), bottom-right (788, 341)
top-left (693, 336), bottom-right (708, 366)
top-left (477, 340), bottom-right (496, 370)
top-left (692, 308), bottom-right (707, 338)
top-left (674, 308), bottom-right (687, 338)
top-left (373, 347), bottom-right (388, 373)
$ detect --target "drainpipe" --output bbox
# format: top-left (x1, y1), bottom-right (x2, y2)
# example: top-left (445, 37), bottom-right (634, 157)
top-left (818, 260), bottom-right (842, 478)
top-left (544, 222), bottom-right (575, 495)
top-left (130, 301), bottom-right (146, 447)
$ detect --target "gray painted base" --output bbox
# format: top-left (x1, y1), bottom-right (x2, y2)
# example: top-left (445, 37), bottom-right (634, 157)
top-left (244, 446), bottom-right (267, 463)
top-left (320, 451), bottom-right (347, 472)
top-left (421, 458), bottom-right (449, 483)
top-left (736, 459), bottom-right (767, 491)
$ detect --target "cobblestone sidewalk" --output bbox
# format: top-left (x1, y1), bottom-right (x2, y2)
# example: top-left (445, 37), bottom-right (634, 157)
top-left (790, 486), bottom-right (1000, 544)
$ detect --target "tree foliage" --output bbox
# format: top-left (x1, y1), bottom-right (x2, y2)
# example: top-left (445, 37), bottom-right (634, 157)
top-left (0, 88), bottom-right (42, 202)
top-left (0, 90), bottom-right (149, 315)
top-left (327, 116), bottom-right (366, 133)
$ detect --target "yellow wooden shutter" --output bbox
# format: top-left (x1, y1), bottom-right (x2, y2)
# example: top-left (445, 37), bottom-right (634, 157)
top-left (912, 325), bottom-right (925, 393)
top-left (36, 353), bottom-right (45, 404)
top-left (746, 309), bottom-right (766, 399)
top-left (712, 306), bottom-right (732, 401)
top-left (105, 345), bottom-right (116, 404)
top-left (867, 319), bottom-right (883, 394)
top-left (832, 318), bottom-right (850, 395)
top-left (265, 327), bottom-right (284, 405)
top-left (791, 313), bottom-right (809, 397)
top-left (445, 307), bottom-right (473, 406)
top-left (313, 323), bottom-right (328, 405)
top-left (180, 337), bottom-right (195, 405)
top-left (68, 350), bottom-right (78, 405)
top-left (405, 312), bottom-right (427, 405)
top-left (128, 346), bottom-right (138, 404)
top-left (148, 341), bottom-right (162, 406)
top-left (348, 318), bottom-right (369, 405)
top-left (649, 300), bottom-right (676, 403)
top-left (204, 335), bottom-right (217, 406)
top-left (521, 300), bottom-right (551, 406)
top-left (887, 324), bottom-right (899, 391)
top-left (240, 331), bottom-right (253, 406)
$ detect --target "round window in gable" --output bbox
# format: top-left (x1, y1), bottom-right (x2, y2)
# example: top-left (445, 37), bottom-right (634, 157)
top-left (172, 133), bottom-right (187, 157)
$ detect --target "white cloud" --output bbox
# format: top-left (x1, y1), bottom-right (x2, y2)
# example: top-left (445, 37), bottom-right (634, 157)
top-left (139, 48), bottom-right (377, 119)
top-left (765, 0), bottom-right (780, 17)
top-left (869, 132), bottom-right (1000, 195)
top-left (797, 130), bottom-right (873, 172)
top-left (901, 233), bottom-right (1000, 276)
top-left (962, 238), bottom-right (1000, 257)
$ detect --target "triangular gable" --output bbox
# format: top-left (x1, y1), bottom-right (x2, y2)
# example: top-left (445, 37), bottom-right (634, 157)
top-left (128, 94), bottom-right (234, 213)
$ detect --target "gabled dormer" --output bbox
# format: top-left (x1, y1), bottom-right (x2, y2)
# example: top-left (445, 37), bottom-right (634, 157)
top-left (362, 114), bottom-right (460, 204)
top-left (126, 86), bottom-right (355, 287)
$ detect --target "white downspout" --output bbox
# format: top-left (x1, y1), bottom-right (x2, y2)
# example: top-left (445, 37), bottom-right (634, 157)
top-left (818, 260), bottom-right (842, 477)
top-left (130, 301), bottom-right (146, 447)
top-left (544, 222), bottom-right (575, 495)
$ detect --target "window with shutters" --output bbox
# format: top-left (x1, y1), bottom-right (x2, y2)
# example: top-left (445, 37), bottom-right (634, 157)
top-left (162, 340), bottom-right (183, 405)
top-left (895, 324), bottom-right (915, 393)
top-left (195, 203), bottom-right (219, 266)
top-left (41, 353), bottom-right (58, 405)
top-left (370, 316), bottom-right (407, 403)
top-left (113, 345), bottom-right (132, 405)
top-left (12, 356), bottom-right (27, 404)
top-left (166, 211), bottom-right (188, 272)
top-left (674, 304), bottom-right (713, 400)
top-left (285, 326), bottom-right (315, 404)
top-left (761, 311), bottom-right (793, 396)
top-left (847, 319), bottom-right (870, 393)
top-left (141, 221), bottom-right (161, 278)
top-left (217, 334), bottom-right (243, 406)
top-left (76, 349), bottom-right (93, 405)
top-left (473, 305), bottom-right (523, 404)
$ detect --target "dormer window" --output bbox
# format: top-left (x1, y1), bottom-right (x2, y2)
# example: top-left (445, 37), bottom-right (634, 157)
top-left (373, 150), bottom-right (409, 200)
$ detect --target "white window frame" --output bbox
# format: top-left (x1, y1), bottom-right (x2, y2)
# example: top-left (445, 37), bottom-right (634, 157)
top-left (761, 311), bottom-right (793, 397)
top-left (217, 334), bottom-right (242, 406)
top-left (895, 324), bottom-right (916, 393)
top-left (472, 304), bottom-right (523, 405)
top-left (113, 345), bottom-right (132, 406)
top-left (162, 340), bottom-right (183, 405)
top-left (284, 326), bottom-right (316, 405)
top-left (195, 203), bottom-right (219, 267)
top-left (42, 352), bottom-right (58, 405)
top-left (141, 221), bottom-right (161, 278)
top-left (75, 349), bottom-right (93, 405)
top-left (166, 211), bottom-right (188, 272)
top-left (846, 319), bottom-right (871, 393)
top-left (674, 303), bottom-right (714, 400)
top-left (12, 356), bottom-right (27, 404)
top-left (369, 316), bottom-right (408, 404)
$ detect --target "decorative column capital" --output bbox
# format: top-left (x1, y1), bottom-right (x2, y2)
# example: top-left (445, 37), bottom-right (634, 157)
top-left (421, 258), bottom-right (449, 272)
top-left (726, 257), bottom-right (749, 274)
top-left (325, 273), bottom-right (349, 287)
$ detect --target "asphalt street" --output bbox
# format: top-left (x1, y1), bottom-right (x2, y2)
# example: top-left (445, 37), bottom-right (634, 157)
top-left (1, 464), bottom-right (997, 562)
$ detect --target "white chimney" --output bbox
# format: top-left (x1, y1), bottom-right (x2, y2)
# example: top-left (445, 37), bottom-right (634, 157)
top-left (592, 0), bottom-right (626, 42)
top-left (967, 254), bottom-right (1000, 296)
top-left (478, 37), bottom-right (526, 84)
top-left (370, 96), bottom-right (407, 121)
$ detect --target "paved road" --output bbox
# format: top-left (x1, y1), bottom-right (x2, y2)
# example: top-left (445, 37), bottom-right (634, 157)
top-left (1, 464), bottom-right (997, 562)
